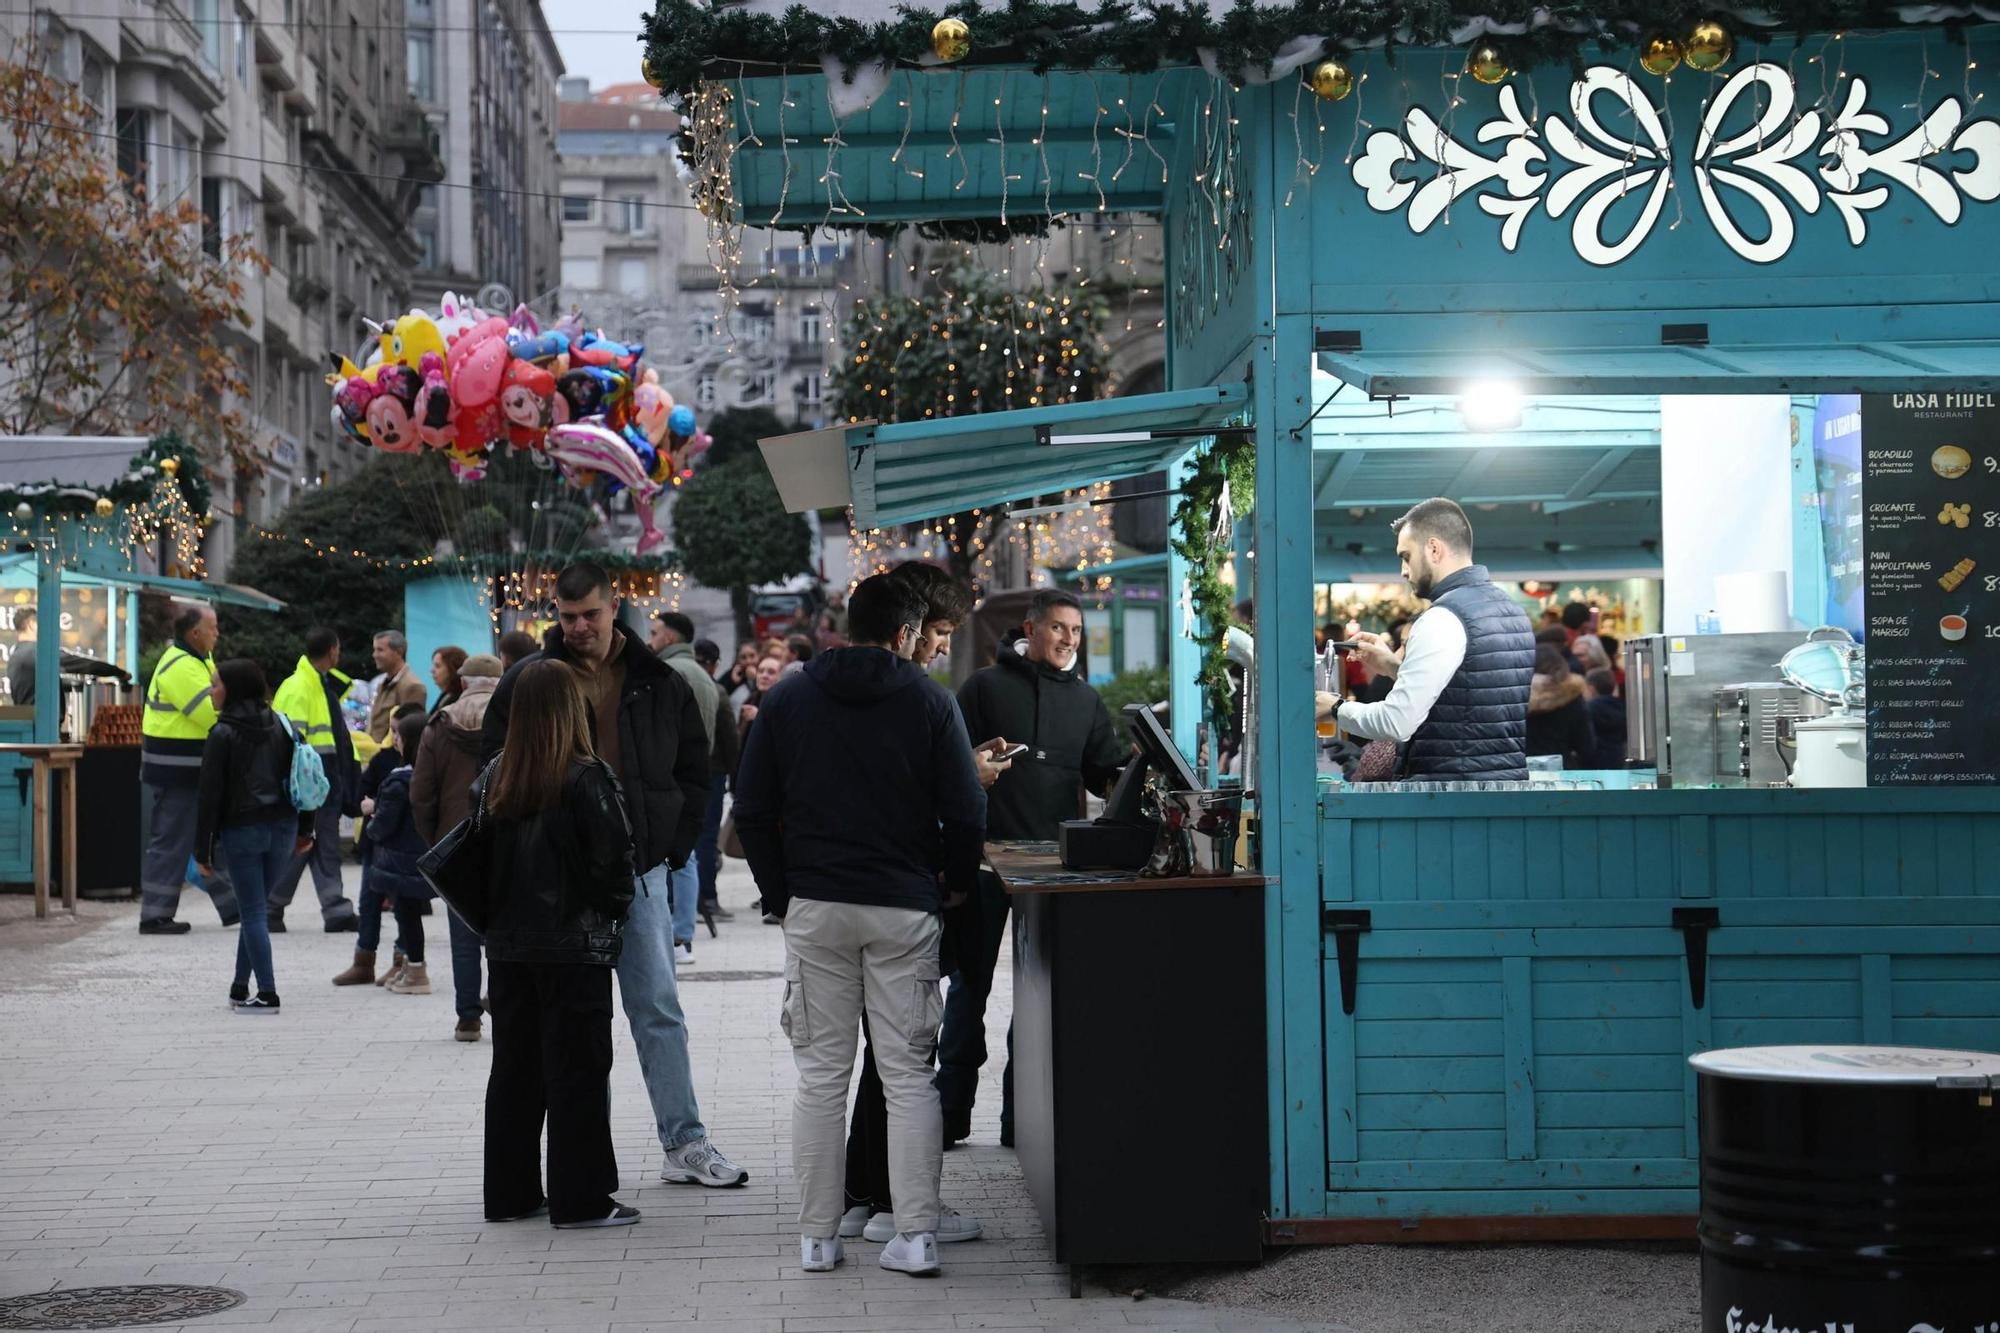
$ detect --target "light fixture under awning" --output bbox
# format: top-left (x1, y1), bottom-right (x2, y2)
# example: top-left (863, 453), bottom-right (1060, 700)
top-left (758, 383), bottom-right (1249, 528)
top-left (1317, 339), bottom-right (2000, 397)
top-left (62, 569), bottom-right (286, 613)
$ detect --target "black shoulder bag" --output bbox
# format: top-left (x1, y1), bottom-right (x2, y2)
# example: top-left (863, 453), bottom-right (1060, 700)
top-left (419, 758), bottom-right (498, 936)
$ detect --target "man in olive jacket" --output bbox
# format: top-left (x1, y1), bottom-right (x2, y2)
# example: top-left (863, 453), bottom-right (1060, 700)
top-left (482, 562), bottom-right (748, 1189)
top-left (937, 589), bottom-right (1126, 1147)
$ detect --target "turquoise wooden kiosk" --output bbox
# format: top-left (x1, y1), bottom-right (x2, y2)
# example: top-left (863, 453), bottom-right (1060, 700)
top-left (651, 4), bottom-right (2000, 1240)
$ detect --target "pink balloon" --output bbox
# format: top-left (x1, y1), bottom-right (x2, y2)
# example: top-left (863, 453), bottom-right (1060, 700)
top-left (447, 317), bottom-right (511, 408)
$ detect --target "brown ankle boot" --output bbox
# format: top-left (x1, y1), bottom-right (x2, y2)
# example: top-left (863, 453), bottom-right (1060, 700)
top-left (331, 951), bottom-right (376, 986)
top-left (387, 961), bottom-right (431, 995)
top-left (375, 951), bottom-right (406, 987)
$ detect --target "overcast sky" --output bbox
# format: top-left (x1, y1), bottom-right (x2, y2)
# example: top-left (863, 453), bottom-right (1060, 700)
top-left (549, 0), bottom-right (656, 93)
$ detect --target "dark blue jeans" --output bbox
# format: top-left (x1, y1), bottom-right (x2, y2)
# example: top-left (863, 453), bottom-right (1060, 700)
top-left (696, 777), bottom-right (727, 905)
top-left (934, 869), bottom-right (1013, 1131)
top-left (354, 863), bottom-right (406, 957)
top-left (218, 816), bottom-right (293, 995)
top-left (446, 908), bottom-right (483, 1022)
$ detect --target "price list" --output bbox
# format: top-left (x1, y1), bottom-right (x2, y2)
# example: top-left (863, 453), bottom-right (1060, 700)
top-left (1861, 394), bottom-right (2000, 784)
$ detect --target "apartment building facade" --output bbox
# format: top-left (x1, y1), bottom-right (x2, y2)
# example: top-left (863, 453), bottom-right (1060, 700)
top-left (3, 0), bottom-right (442, 574)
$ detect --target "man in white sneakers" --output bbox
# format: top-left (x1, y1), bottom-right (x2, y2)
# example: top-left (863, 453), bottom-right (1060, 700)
top-left (733, 574), bottom-right (986, 1277)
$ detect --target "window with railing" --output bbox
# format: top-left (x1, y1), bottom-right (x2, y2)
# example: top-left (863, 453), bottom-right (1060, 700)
top-left (744, 372), bottom-right (775, 403)
top-left (408, 30), bottom-right (435, 102)
top-left (115, 107), bottom-right (150, 195)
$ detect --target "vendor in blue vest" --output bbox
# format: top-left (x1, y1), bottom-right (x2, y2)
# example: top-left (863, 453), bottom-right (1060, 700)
top-left (1326, 498), bottom-right (1536, 781)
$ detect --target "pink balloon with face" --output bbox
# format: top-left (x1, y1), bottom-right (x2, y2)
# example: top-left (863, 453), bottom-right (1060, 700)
top-left (447, 316), bottom-right (511, 407)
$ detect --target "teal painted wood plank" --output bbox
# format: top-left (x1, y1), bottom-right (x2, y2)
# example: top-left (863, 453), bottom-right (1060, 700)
top-left (1899, 815), bottom-right (1942, 897)
top-left (1487, 818), bottom-right (1528, 900)
top-left (1821, 815), bottom-right (1863, 896)
top-left (1376, 819), bottom-right (1419, 901)
top-left (1365, 958), bottom-right (1502, 984)
top-left (1534, 958), bottom-right (1680, 984)
top-left (1710, 816), bottom-right (1751, 897)
top-left (1683, 980), bottom-right (1712, 1159)
top-left (1321, 818), bottom-right (1354, 902)
top-left (1890, 979), bottom-right (2000, 1015)
top-left (1595, 817), bottom-right (1638, 899)
top-left (1747, 815), bottom-right (1791, 898)
top-left (1710, 955), bottom-right (1860, 981)
top-left (1559, 819), bottom-right (1599, 899)
top-left (1351, 980), bottom-right (1501, 1020)
top-left (1317, 1183), bottom-right (1698, 1219)
top-left (1451, 820), bottom-right (1489, 901)
top-left (1355, 1056), bottom-right (1504, 1095)
top-left (1895, 955), bottom-right (2000, 980)
top-left (1502, 957), bottom-right (1535, 1161)
top-left (1329, 1158), bottom-right (1697, 1191)
top-left (1785, 816), bottom-right (1828, 897)
top-left (1859, 817), bottom-right (1902, 896)
top-left (1975, 817), bottom-right (2000, 896)
top-left (1415, 814), bottom-right (1453, 902)
top-left (1675, 815), bottom-right (1711, 898)
top-left (1358, 1092), bottom-right (1506, 1132)
top-left (1355, 1129), bottom-right (1507, 1161)
top-left (1534, 1090), bottom-right (1683, 1130)
top-left (1891, 1017), bottom-right (2000, 1047)
top-left (1709, 980), bottom-right (1862, 1019)
top-left (1535, 1054), bottom-right (1685, 1092)
top-left (1355, 1020), bottom-right (1504, 1059)
top-left (1537, 1128), bottom-right (1688, 1160)
top-left (1714, 1016), bottom-right (1866, 1045)
top-left (1535, 1018), bottom-right (1683, 1055)
top-left (1351, 817), bottom-right (1383, 902)
top-left (1627, 819), bottom-right (1668, 898)
top-left (1324, 968), bottom-right (1359, 1163)
top-left (1861, 955), bottom-right (1892, 1043)
top-left (1530, 980), bottom-right (1680, 1018)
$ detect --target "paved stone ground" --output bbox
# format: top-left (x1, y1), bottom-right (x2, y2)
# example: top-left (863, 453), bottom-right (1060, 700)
top-left (0, 865), bottom-right (1348, 1333)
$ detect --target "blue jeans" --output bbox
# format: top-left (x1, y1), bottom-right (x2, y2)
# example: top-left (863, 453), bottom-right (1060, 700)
top-left (668, 858), bottom-right (699, 944)
top-left (218, 816), bottom-right (293, 995)
top-left (614, 864), bottom-right (706, 1150)
top-left (695, 779), bottom-right (726, 904)
top-left (446, 908), bottom-right (483, 1022)
top-left (354, 862), bottom-right (406, 956)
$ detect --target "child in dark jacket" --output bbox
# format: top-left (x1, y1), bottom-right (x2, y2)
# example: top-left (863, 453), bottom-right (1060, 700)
top-left (333, 710), bottom-right (436, 991)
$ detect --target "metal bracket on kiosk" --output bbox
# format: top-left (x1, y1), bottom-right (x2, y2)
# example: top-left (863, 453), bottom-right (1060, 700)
top-left (1672, 907), bottom-right (1721, 1010)
top-left (1322, 909), bottom-right (1373, 1015)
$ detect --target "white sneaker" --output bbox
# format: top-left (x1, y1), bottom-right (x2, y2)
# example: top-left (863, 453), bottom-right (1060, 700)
top-left (675, 940), bottom-right (695, 967)
top-left (838, 1204), bottom-right (871, 1239)
top-left (800, 1235), bottom-right (843, 1272)
top-left (659, 1137), bottom-right (749, 1187)
top-left (863, 1206), bottom-right (982, 1244)
top-left (879, 1231), bottom-right (941, 1276)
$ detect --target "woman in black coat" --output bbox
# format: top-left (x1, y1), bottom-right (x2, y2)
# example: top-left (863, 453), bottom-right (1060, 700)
top-left (480, 659), bottom-right (639, 1229)
top-left (1526, 643), bottom-right (1597, 772)
top-left (195, 658), bottom-right (315, 1014)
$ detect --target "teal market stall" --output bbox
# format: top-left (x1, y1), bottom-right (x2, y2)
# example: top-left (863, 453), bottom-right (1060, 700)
top-left (666, 5), bottom-right (2000, 1243)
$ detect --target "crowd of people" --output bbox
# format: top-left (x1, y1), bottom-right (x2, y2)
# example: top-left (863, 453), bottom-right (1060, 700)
top-left (134, 558), bottom-right (1120, 1273)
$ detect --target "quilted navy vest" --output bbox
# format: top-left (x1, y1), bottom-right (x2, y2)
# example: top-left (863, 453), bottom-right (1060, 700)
top-left (1402, 565), bottom-right (1535, 781)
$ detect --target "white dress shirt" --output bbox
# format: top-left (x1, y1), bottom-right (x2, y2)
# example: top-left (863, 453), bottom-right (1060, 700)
top-left (1337, 608), bottom-right (1469, 744)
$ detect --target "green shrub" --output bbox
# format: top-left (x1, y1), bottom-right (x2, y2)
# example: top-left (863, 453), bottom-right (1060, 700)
top-left (1095, 666), bottom-right (1171, 747)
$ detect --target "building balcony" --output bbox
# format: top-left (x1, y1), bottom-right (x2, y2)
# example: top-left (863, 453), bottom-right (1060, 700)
top-left (260, 122), bottom-right (304, 224)
top-left (253, 10), bottom-right (299, 95)
top-left (383, 106), bottom-right (446, 187)
top-left (676, 263), bottom-right (723, 290)
top-left (263, 281), bottom-right (305, 356)
top-left (289, 271), bottom-right (329, 308)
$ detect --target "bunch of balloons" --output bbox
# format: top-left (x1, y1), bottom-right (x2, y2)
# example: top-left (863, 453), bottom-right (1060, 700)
top-left (327, 292), bottom-right (713, 553)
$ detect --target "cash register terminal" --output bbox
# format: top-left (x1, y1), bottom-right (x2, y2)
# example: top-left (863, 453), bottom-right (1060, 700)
top-left (1058, 703), bottom-right (1201, 871)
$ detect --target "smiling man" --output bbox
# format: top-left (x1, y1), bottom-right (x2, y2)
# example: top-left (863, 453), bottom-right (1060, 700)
top-left (936, 588), bottom-right (1126, 1149)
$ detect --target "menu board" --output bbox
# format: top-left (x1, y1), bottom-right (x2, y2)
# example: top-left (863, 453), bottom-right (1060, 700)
top-left (1861, 393), bottom-right (2000, 785)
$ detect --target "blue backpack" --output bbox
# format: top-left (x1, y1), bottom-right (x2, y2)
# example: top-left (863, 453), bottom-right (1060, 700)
top-left (275, 713), bottom-right (331, 813)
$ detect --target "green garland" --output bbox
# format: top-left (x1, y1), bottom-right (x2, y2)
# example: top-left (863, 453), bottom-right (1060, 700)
top-left (641, 1), bottom-right (1979, 98)
top-left (0, 432), bottom-right (211, 519)
top-left (455, 548), bottom-right (682, 577)
top-left (1170, 430), bottom-right (1254, 728)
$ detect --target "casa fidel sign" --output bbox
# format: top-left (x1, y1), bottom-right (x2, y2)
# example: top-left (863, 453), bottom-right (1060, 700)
top-left (1350, 61), bottom-right (2000, 267)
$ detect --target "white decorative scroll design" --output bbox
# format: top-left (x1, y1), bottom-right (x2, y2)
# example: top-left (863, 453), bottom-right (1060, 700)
top-left (1349, 62), bottom-right (2000, 266)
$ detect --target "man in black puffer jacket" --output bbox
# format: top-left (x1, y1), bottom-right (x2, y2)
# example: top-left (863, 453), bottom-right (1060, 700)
top-left (938, 589), bottom-right (1126, 1147)
top-left (482, 561), bottom-right (748, 1190)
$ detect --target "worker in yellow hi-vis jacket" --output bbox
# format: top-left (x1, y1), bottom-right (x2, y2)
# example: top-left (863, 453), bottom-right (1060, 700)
top-left (138, 604), bottom-right (239, 934)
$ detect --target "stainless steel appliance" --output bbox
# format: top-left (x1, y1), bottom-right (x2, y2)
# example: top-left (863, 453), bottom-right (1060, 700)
top-left (1777, 628), bottom-right (1869, 788)
top-left (1712, 682), bottom-right (1829, 787)
top-left (1627, 631), bottom-right (1821, 787)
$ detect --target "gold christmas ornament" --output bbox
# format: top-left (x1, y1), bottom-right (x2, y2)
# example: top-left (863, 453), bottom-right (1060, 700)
top-left (1309, 58), bottom-right (1354, 101)
top-left (1466, 41), bottom-right (1511, 85)
top-left (641, 56), bottom-right (662, 89)
top-left (1684, 20), bottom-right (1734, 72)
top-left (94, 497), bottom-right (115, 518)
top-left (1640, 33), bottom-right (1683, 76)
top-left (160, 456), bottom-right (181, 477)
top-left (931, 16), bottom-right (971, 63)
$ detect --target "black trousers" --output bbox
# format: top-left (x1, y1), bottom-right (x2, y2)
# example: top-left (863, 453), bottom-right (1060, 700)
top-left (484, 959), bottom-right (619, 1225)
top-left (934, 869), bottom-right (1013, 1128)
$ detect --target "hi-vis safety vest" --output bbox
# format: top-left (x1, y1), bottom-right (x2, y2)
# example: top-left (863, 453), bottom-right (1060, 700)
top-left (272, 656), bottom-right (353, 756)
top-left (141, 645), bottom-right (219, 786)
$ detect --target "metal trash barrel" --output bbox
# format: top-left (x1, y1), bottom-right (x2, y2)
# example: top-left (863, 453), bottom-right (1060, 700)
top-left (1691, 1045), bottom-right (2000, 1332)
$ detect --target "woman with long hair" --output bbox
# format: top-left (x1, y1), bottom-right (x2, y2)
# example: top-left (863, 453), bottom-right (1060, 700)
top-left (194, 658), bottom-right (315, 1014)
top-left (480, 659), bottom-right (640, 1228)
top-left (429, 645), bottom-right (469, 715)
